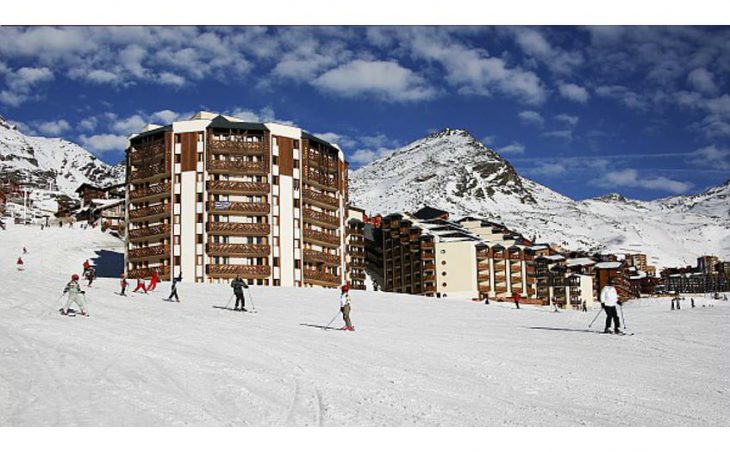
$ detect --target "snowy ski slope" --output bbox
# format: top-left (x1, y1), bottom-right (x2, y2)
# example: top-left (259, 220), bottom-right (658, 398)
top-left (0, 223), bottom-right (728, 426)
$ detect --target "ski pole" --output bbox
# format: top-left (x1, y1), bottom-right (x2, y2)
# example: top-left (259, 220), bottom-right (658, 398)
top-left (224, 293), bottom-right (234, 309)
top-left (246, 287), bottom-right (257, 312)
top-left (324, 310), bottom-right (341, 330)
top-left (588, 307), bottom-right (604, 328)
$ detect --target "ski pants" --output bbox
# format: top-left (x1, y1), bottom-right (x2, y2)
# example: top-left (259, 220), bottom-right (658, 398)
top-left (65, 293), bottom-right (87, 314)
top-left (120, 285), bottom-right (126, 296)
top-left (604, 305), bottom-right (620, 331)
top-left (134, 283), bottom-right (147, 293)
top-left (168, 288), bottom-right (179, 302)
top-left (515, 301), bottom-right (520, 309)
top-left (341, 304), bottom-right (352, 329)
top-left (147, 281), bottom-right (157, 291)
top-left (234, 291), bottom-right (245, 309)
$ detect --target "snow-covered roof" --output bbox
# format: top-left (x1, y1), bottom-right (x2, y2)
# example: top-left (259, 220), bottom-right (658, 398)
top-left (91, 198), bottom-right (124, 210)
top-left (541, 254), bottom-right (565, 262)
top-left (566, 257), bottom-right (596, 267)
top-left (595, 262), bottom-right (623, 269)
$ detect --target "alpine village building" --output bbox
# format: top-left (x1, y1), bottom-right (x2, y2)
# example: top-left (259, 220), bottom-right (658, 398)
top-left (124, 111), bottom-right (364, 289)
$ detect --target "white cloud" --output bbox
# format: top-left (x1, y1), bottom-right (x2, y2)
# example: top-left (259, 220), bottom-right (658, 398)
top-left (687, 68), bottom-right (719, 95)
top-left (312, 59), bottom-right (436, 102)
top-left (555, 113), bottom-right (579, 127)
top-left (151, 109), bottom-right (183, 124)
top-left (77, 117), bottom-right (98, 132)
top-left (542, 129), bottom-right (574, 141)
top-left (558, 83), bottom-right (589, 103)
top-left (596, 168), bottom-right (692, 194)
top-left (595, 85), bottom-right (647, 110)
top-left (0, 66), bottom-right (54, 106)
top-left (85, 69), bottom-right (119, 84)
top-left (482, 134), bottom-right (497, 146)
top-left (36, 119), bottom-right (71, 136)
top-left (313, 132), bottom-right (355, 148)
top-left (349, 147), bottom-right (395, 165)
top-left (498, 143), bottom-right (526, 155)
top-left (110, 114), bottom-right (147, 135)
top-left (689, 145), bottom-right (730, 170)
top-left (158, 72), bottom-right (185, 87)
top-left (531, 162), bottom-right (568, 177)
top-left (512, 28), bottom-right (584, 75)
top-left (517, 110), bottom-right (544, 127)
top-left (78, 134), bottom-right (128, 155)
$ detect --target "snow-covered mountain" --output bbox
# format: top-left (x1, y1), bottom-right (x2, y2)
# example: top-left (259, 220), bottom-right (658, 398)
top-left (0, 114), bottom-right (123, 196)
top-left (350, 128), bottom-right (730, 269)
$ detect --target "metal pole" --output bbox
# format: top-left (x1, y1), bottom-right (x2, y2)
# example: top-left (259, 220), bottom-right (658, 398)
top-left (246, 287), bottom-right (256, 313)
top-left (588, 307), bottom-right (604, 328)
top-left (324, 311), bottom-right (341, 330)
top-left (619, 304), bottom-right (627, 330)
top-left (224, 293), bottom-right (235, 309)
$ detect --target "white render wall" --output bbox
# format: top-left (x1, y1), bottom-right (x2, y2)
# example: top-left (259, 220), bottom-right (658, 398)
top-left (179, 171), bottom-right (197, 283)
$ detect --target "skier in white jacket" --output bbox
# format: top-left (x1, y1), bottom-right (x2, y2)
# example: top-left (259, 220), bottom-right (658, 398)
top-left (340, 284), bottom-right (354, 331)
top-left (599, 278), bottom-right (621, 334)
top-left (62, 274), bottom-right (88, 316)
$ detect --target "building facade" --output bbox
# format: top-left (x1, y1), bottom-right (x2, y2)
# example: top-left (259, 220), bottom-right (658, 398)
top-left (125, 111), bottom-right (355, 287)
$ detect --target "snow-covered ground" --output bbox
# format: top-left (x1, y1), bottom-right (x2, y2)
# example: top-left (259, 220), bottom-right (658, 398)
top-left (1, 223), bottom-right (728, 426)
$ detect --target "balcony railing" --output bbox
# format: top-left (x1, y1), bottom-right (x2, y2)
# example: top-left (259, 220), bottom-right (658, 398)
top-left (208, 159), bottom-right (267, 175)
top-left (478, 262), bottom-right (490, 271)
top-left (349, 249), bottom-right (366, 259)
top-left (207, 222), bottom-right (270, 236)
top-left (303, 228), bottom-right (340, 247)
top-left (129, 244), bottom-right (170, 261)
top-left (303, 249), bottom-right (340, 265)
top-left (302, 188), bottom-right (339, 209)
top-left (128, 265), bottom-right (170, 280)
top-left (128, 224), bottom-right (170, 242)
top-left (129, 182), bottom-right (171, 202)
top-left (130, 143), bottom-right (166, 164)
top-left (305, 153), bottom-right (339, 173)
top-left (209, 139), bottom-right (266, 155)
top-left (477, 250), bottom-right (491, 259)
top-left (303, 269), bottom-right (341, 287)
top-left (206, 264), bottom-right (271, 278)
top-left (207, 201), bottom-right (270, 215)
top-left (303, 169), bottom-right (338, 192)
top-left (129, 203), bottom-right (171, 221)
top-left (130, 161), bottom-right (170, 181)
top-left (303, 208), bottom-right (340, 228)
top-left (206, 180), bottom-right (270, 195)
top-left (206, 243), bottom-right (270, 257)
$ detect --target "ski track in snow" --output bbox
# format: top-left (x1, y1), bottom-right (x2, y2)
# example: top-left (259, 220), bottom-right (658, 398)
top-left (1, 223), bottom-right (729, 426)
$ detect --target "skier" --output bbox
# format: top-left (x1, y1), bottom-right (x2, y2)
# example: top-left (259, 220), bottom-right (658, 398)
top-left (599, 278), bottom-right (622, 334)
top-left (16, 257), bottom-right (24, 271)
top-left (581, 299), bottom-right (587, 312)
top-left (146, 269), bottom-right (159, 292)
top-left (483, 294), bottom-right (490, 305)
top-left (61, 274), bottom-right (88, 316)
top-left (133, 277), bottom-right (148, 294)
top-left (83, 259), bottom-right (90, 277)
top-left (23, 246), bottom-right (27, 254)
top-left (230, 275), bottom-right (248, 311)
top-left (85, 266), bottom-right (96, 287)
top-left (119, 274), bottom-right (128, 296)
top-left (167, 273), bottom-right (182, 303)
top-left (691, 298), bottom-right (695, 308)
top-left (513, 291), bottom-right (521, 309)
top-left (677, 297), bottom-right (681, 310)
top-left (340, 284), bottom-right (354, 331)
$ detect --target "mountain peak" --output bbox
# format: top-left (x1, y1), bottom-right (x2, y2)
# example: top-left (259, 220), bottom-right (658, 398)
top-left (593, 193), bottom-right (630, 203)
top-left (426, 127), bottom-right (472, 140)
top-left (0, 114), bottom-right (17, 131)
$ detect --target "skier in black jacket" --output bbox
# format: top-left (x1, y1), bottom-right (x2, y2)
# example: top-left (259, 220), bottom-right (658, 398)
top-left (231, 275), bottom-right (248, 311)
top-left (167, 273), bottom-right (182, 302)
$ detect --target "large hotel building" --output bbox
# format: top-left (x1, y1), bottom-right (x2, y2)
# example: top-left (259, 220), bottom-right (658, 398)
top-left (125, 111), bottom-right (364, 288)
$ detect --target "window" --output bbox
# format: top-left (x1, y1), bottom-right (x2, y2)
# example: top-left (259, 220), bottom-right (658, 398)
top-left (196, 234), bottom-right (203, 244)
top-left (197, 214), bottom-right (203, 223)
top-left (272, 176), bottom-right (279, 184)
top-left (273, 257), bottom-right (279, 266)
top-left (442, 283), bottom-right (448, 287)
top-left (175, 135), bottom-right (181, 143)
top-left (273, 156), bottom-right (279, 165)
top-left (441, 260), bottom-right (446, 265)
top-left (197, 193), bottom-right (203, 202)
top-left (174, 256), bottom-right (180, 265)
top-left (442, 272), bottom-right (447, 276)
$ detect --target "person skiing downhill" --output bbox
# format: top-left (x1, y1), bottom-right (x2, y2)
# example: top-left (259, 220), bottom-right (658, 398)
top-left (83, 259), bottom-right (90, 275)
top-left (119, 274), bottom-right (128, 296)
top-left (167, 273), bottom-right (182, 303)
top-left (16, 257), bottom-right (24, 271)
top-left (600, 278), bottom-right (622, 334)
top-left (230, 275), bottom-right (248, 311)
top-left (85, 266), bottom-right (96, 287)
top-left (146, 270), bottom-right (159, 292)
top-left (340, 284), bottom-right (354, 331)
top-left (133, 277), bottom-right (148, 294)
top-left (23, 246), bottom-right (27, 254)
top-left (512, 291), bottom-right (521, 309)
top-left (62, 274), bottom-right (88, 316)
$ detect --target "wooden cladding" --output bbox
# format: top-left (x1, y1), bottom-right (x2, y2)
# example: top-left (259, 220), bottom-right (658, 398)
top-left (129, 182), bottom-right (171, 202)
top-left (180, 132), bottom-right (198, 172)
top-left (206, 264), bottom-right (271, 279)
top-left (275, 135), bottom-right (294, 176)
top-left (303, 269), bottom-right (340, 287)
top-left (207, 222), bottom-right (270, 236)
top-left (206, 243), bottom-right (271, 257)
top-left (206, 180), bottom-right (270, 195)
top-left (129, 244), bottom-right (170, 261)
top-left (128, 265), bottom-right (170, 280)
top-left (303, 249), bottom-right (340, 266)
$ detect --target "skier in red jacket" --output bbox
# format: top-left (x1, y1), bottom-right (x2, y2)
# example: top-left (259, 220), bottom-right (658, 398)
top-left (17, 257), bottom-right (24, 271)
top-left (133, 277), bottom-right (148, 294)
top-left (146, 270), bottom-right (159, 292)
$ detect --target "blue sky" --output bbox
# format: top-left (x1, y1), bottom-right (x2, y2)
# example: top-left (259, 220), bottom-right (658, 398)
top-left (0, 26), bottom-right (728, 200)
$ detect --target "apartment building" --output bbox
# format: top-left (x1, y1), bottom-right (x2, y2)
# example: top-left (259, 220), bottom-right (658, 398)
top-left (346, 206), bottom-right (367, 290)
top-left (697, 255), bottom-right (720, 274)
top-left (125, 111), bottom-right (356, 288)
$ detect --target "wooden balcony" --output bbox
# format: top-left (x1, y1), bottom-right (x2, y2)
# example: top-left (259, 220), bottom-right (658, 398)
top-left (303, 228), bottom-right (340, 248)
top-left (207, 222), bottom-right (270, 236)
top-left (129, 244), bottom-right (170, 262)
top-left (477, 262), bottom-right (490, 271)
top-left (206, 243), bottom-right (270, 257)
top-left (303, 249), bottom-right (340, 266)
top-left (129, 182), bottom-right (171, 202)
top-left (128, 224), bottom-right (170, 243)
top-left (305, 153), bottom-right (338, 173)
top-left (130, 143), bottom-right (166, 164)
top-left (206, 264), bottom-right (271, 279)
top-left (420, 241), bottom-right (434, 249)
top-left (129, 203), bottom-right (171, 222)
top-left (128, 265), bottom-right (170, 280)
top-left (206, 180), bottom-right (270, 195)
top-left (348, 235), bottom-right (365, 246)
top-left (423, 263), bottom-right (435, 271)
top-left (303, 170), bottom-right (338, 192)
top-left (478, 282), bottom-right (491, 291)
top-left (494, 275), bottom-right (507, 283)
top-left (207, 201), bottom-right (270, 216)
top-left (302, 188), bottom-right (338, 209)
top-left (130, 161), bottom-right (171, 182)
top-left (303, 207), bottom-right (340, 228)
top-left (477, 250), bottom-right (491, 259)
top-left (423, 274), bottom-right (436, 282)
top-left (422, 251), bottom-right (435, 260)
top-left (208, 159), bottom-right (267, 176)
top-left (349, 249), bottom-right (366, 259)
top-left (303, 269), bottom-right (341, 287)
top-left (209, 139), bottom-right (266, 155)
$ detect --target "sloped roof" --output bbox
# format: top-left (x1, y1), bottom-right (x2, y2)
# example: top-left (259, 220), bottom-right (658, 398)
top-left (208, 115), bottom-right (267, 131)
top-left (595, 261), bottom-right (623, 269)
top-left (413, 205), bottom-right (450, 220)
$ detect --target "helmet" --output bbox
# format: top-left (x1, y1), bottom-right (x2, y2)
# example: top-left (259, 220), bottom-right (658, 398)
top-left (71, 274), bottom-right (80, 281)
top-left (120, 273), bottom-right (125, 278)
top-left (341, 283), bottom-right (350, 292)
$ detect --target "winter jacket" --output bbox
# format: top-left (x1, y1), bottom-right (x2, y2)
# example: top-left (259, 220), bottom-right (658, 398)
top-left (600, 285), bottom-right (619, 307)
top-left (231, 278), bottom-right (248, 293)
top-left (340, 293), bottom-right (351, 309)
top-left (171, 275), bottom-right (182, 289)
